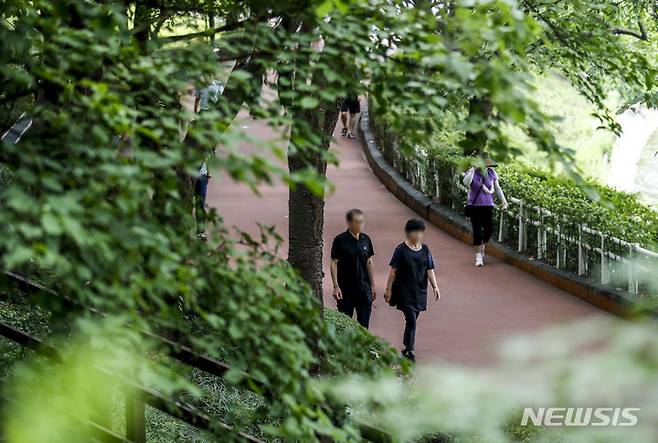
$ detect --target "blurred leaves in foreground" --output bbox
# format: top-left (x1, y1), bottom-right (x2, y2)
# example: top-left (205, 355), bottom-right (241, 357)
top-left (2, 318), bottom-right (190, 443)
top-left (333, 317), bottom-right (658, 443)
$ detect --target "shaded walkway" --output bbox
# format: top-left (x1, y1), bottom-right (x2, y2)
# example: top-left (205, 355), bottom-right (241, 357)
top-left (209, 112), bottom-right (604, 366)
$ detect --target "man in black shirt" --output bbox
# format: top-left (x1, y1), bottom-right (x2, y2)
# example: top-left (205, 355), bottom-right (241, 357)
top-left (330, 209), bottom-right (376, 328)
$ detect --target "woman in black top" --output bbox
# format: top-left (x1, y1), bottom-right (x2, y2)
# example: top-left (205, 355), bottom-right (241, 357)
top-left (384, 219), bottom-right (441, 361)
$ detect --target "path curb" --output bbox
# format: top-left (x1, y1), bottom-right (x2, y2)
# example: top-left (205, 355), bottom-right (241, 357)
top-left (359, 106), bottom-right (637, 318)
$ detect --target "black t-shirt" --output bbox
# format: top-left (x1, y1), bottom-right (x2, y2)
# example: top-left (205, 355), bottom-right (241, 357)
top-left (389, 243), bottom-right (435, 311)
top-left (330, 230), bottom-right (375, 301)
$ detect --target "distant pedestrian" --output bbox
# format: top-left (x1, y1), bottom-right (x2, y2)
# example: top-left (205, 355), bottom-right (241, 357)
top-left (188, 79), bottom-right (223, 240)
top-left (194, 85), bottom-right (210, 114)
top-left (384, 219), bottom-right (440, 362)
top-left (463, 155), bottom-right (508, 267)
top-left (208, 79), bottom-right (224, 104)
top-left (195, 80), bottom-right (224, 113)
top-left (330, 209), bottom-right (376, 328)
top-left (340, 95), bottom-right (360, 139)
top-left (194, 161), bottom-right (209, 239)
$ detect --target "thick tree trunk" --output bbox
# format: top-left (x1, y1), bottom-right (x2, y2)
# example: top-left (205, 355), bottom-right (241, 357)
top-left (287, 104), bottom-right (340, 305)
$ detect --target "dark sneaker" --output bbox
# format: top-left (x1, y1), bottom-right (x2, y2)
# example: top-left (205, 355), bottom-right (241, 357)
top-left (341, 127), bottom-right (347, 136)
top-left (402, 349), bottom-right (416, 362)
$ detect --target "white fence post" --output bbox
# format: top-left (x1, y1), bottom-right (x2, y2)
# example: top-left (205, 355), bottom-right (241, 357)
top-left (561, 223), bottom-right (566, 268)
top-left (556, 223), bottom-right (561, 269)
top-left (628, 244), bottom-right (638, 295)
top-left (375, 137), bottom-right (658, 296)
top-left (537, 212), bottom-right (543, 260)
top-left (517, 200), bottom-right (524, 252)
top-left (577, 225), bottom-right (585, 275)
top-left (600, 233), bottom-right (609, 285)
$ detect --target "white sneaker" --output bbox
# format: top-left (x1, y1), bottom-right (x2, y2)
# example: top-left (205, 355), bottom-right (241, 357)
top-left (475, 253), bottom-right (484, 267)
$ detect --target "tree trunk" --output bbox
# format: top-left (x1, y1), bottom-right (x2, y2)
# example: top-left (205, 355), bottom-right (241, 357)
top-left (287, 104), bottom-right (340, 305)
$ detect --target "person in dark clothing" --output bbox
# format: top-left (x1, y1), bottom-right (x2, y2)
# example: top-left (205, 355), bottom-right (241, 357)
top-left (340, 96), bottom-right (361, 139)
top-left (330, 209), bottom-right (376, 328)
top-left (384, 219), bottom-right (441, 361)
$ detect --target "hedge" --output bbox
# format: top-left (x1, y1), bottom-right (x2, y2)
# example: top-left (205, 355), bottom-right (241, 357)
top-left (372, 108), bottom-right (658, 249)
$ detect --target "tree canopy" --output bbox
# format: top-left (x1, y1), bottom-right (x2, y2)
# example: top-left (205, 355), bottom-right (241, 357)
top-left (0, 0), bottom-right (656, 440)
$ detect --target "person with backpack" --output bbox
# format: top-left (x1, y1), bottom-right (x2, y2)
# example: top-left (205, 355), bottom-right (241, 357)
top-left (463, 156), bottom-right (508, 267)
top-left (384, 219), bottom-right (441, 362)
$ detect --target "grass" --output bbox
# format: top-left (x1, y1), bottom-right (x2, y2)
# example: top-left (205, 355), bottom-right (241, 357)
top-left (0, 294), bottom-right (51, 378)
top-left (0, 295), bottom-right (400, 442)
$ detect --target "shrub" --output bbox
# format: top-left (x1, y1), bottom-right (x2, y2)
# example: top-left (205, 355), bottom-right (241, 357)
top-left (321, 308), bottom-right (407, 377)
top-left (497, 163), bottom-right (658, 247)
top-left (373, 106), bottom-right (658, 248)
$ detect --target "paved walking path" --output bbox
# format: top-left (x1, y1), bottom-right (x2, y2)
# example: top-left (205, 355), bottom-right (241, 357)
top-left (209, 111), bottom-right (604, 366)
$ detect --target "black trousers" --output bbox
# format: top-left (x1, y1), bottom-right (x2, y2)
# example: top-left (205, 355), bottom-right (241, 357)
top-left (194, 175), bottom-right (208, 234)
top-left (337, 297), bottom-right (372, 329)
top-left (400, 305), bottom-right (420, 351)
top-left (470, 206), bottom-right (493, 246)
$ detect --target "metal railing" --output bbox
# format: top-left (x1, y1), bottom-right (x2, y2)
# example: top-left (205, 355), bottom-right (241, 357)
top-left (370, 116), bottom-right (658, 297)
top-left (0, 271), bottom-right (392, 443)
top-left (1, 115), bottom-right (391, 442)
top-left (0, 272), bottom-right (264, 443)
top-left (0, 322), bottom-right (268, 443)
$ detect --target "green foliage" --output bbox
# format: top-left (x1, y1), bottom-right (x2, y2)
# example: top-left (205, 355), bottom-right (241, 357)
top-left (367, 0), bottom-right (567, 160)
top-left (423, 137), bottom-right (658, 247)
top-left (0, 294), bottom-right (50, 377)
top-left (373, 101), bottom-right (658, 247)
top-left (0, 0), bottom-right (410, 439)
top-left (1, 0), bottom-right (656, 440)
top-left (498, 163), bottom-right (658, 246)
top-left (3, 321), bottom-right (159, 443)
top-left (370, 0), bottom-right (657, 165)
top-left (523, 0), bottom-right (658, 132)
top-left (321, 309), bottom-right (408, 377)
top-left (0, 295), bottom-right (403, 443)
top-left (333, 317), bottom-right (658, 443)
top-left (502, 74), bottom-right (617, 178)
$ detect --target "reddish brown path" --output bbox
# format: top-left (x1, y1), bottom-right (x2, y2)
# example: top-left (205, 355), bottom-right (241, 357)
top-left (209, 111), bottom-right (604, 366)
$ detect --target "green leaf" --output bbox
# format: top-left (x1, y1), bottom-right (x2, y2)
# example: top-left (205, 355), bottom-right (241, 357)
top-left (41, 213), bottom-right (62, 235)
top-left (315, 0), bottom-right (334, 17)
top-left (300, 96), bottom-right (319, 109)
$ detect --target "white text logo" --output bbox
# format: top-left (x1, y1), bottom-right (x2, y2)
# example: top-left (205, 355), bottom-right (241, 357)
top-left (521, 408), bottom-right (640, 427)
